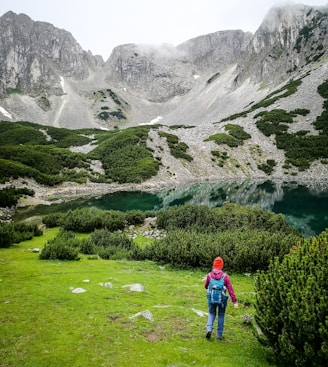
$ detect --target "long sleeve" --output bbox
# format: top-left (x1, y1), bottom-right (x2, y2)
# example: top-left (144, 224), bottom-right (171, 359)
top-left (204, 274), bottom-right (211, 289)
top-left (224, 274), bottom-right (237, 303)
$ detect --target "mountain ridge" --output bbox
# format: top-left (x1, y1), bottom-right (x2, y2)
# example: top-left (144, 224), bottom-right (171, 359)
top-left (0, 4), bottom-right (328, 189)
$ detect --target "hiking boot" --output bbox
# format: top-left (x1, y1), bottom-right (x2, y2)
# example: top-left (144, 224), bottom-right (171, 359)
top-left (205, 331), bottom-right (212, 339)
top-left (216, 335), bottom-right (223, 340)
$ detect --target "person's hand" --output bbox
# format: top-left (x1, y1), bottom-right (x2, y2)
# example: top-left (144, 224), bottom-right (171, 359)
top-left (233, 302), bottom-right (238, 309)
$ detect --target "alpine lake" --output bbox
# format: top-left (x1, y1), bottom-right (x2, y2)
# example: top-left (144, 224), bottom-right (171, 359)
top-left (14, 179), bottom-right (328, 238)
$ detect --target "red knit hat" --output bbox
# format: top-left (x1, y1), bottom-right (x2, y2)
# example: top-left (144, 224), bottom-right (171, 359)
top-left (213, 256), bottom-right (224, 270)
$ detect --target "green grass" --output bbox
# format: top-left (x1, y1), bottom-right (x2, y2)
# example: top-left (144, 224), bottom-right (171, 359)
top-left (0, 229), bottom-right (278, 367)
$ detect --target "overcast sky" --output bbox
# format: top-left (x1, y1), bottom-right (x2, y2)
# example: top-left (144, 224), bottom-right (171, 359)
top-left (0, 0), bottom-right (327, 60)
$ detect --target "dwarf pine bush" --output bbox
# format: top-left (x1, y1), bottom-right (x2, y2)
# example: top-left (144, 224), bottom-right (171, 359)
top-left (255, 229), bottom-right (328, 367)
top-left (39, 230), bottom-right (80, 260)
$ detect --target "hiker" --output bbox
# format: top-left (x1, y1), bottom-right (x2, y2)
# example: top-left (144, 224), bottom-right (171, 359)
top-left (204, 256), bottom-right (238, 340)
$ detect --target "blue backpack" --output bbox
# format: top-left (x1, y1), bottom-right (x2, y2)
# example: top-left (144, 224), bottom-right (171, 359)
top-left (208, 274), bottom-right (227, 305)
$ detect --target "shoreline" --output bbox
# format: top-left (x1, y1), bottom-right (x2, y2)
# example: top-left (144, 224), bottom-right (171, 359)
top-left (3, 175), bottom-right (328, 209)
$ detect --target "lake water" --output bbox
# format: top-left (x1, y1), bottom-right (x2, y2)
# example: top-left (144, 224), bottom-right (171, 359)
top-left (15, 179), bottom-right (328, 237)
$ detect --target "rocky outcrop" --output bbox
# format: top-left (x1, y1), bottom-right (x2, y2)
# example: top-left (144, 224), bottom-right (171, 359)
top-left (1, 5), bottom-right (328, 118)
top-left (234, 4), bottom-right (328, 86)
top-left (176, 30), bottom-right (252, 72)
top-left (0, 11), bottom-right (101, 98)
top-left (104, 43), bottom-right (196, 102)
top-left (104, 30), bottom-right (252, 102)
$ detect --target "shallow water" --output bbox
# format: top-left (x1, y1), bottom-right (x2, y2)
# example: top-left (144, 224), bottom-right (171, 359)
top-left (15, 179), bottom-right (328, 237)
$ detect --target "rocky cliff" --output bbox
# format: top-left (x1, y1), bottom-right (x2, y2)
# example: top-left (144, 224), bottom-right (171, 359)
top-left (0, 5), bottom-right (327, 127)
top-left (0, 11), bottom-right (100, 98)
top-left (235, 4), bottom-right (328, 86)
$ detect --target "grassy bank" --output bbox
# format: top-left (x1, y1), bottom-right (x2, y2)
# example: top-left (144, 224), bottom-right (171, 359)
top-left (0, 229), bottom-right (277, 367)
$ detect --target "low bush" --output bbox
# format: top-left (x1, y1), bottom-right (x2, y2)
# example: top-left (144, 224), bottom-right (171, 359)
top-left (159, 131), bottom-right (193, 161)
top-left (39, 231), bottom-right (80, 261)
top-left (43, 208), bottom-right (126, 233)
top-left (205, 133), bottom-right (240, 147)
top-left (124, 210), bottom-right (147, 225)
top-left (224, 124), bottom-right (251, 141)
top-left (90, 126), bottom-right (160, 183)
top-left (142, 228), bottom-right (300, 272)
top-left (255, 229), bottom-right (328, 367)
top-left (0, 222), bottom-right (42, 248)
top-left (257, 159), bottom-right (276, 175)
top-left (156, 202), bottom-right (297, 234)
top-left (221, 78), bottom-right (303, 122)
top-left (92, 231), bottom-right (135, 260)
top-left (40, 228), bottom-right (136, 260)
top-left (0, 186), bottom-right (34, 207)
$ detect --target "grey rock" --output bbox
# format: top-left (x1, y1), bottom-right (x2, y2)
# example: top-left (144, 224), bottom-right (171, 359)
top-left (0, 4), bottom-right (327, 183)
top-left (0, 11), bottom-right (100, 98)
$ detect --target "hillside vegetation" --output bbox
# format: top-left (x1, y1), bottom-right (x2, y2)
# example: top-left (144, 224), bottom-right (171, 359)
top-left (0, 122), bottom-right (160, 185)
top-left (1, 79), bottom-right (328, 188)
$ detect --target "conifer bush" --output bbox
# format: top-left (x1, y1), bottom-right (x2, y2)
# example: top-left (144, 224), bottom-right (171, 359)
top-left (0, 222), bottom-right (42, 248)
top-left (91, 229), bottom-right (135, 260)
top-left (144, 228), bottom-right (300, 272)
top-left (0, 186), bottom-right (34, 207)
top-left (39, 230), bottom-right (80, 260)
top-left (255, 230), bottom-right (328, 367)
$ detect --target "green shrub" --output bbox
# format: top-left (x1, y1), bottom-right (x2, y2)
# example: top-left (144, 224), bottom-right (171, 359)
top-left (314, 80), bottom-right (328, 134)
top-left (257, 159), bottom-right (276, 175)
top-left (97, 111), bottom-right (110, 120)
top-left (156, 204), bottom-right (214, 231)
top-left (46, 208), bottom-right (126, 233)
top-left (290, 108), bottom-right (310, 116)
top-left (156, 202), bottom-right (297, 234)
top-left (221, 78), bottom-right (303, 122)
top-left (205, 133), bottom-right (240, 147)
top-left (0, 187), bottom-right (34, 207)
top-left (124, 210), bottom-right (146, 225)
top-left (79, 238), bottom-right (96, 255)
top-left (207, 72), bottom-right (220, 84)
top-left (254, 109), bottom-right (293, 124)
top-left (253, 85), bottom-right (328, 169)
top-left (224, 124), bottom-right (251, 141)
top-left (44, 126), bottom-right (91, 148)
top-left (0, 145), bottom-right (89, 185)
top-left (255, 230), bottom-right (328, 367)
top-left (0, 223), bottom-right (14, 248)
top-left (0, 123), bottom-right (47, 146)
top-left (159, 132), bottom-right (193, 161)
top-left (39, 230), bottom-right (80, 260)
top-left (91, 229), bottom-right (135, 260)
top-left (90, 126), bottom-right (159, 183)
top-left (0, 222), bottom-right (42, 248)
top-left (0, 121), bottom-right (160, 185)
top-left (143, 228), bottom-right (300, 272)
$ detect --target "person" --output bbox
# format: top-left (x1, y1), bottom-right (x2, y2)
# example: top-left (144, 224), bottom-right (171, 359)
top-left (204, 256), bottom-right (238, 340)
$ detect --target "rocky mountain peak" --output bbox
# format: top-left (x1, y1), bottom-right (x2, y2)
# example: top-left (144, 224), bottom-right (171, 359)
top-left (176, 29), bottom-right (252, 72)
top-left (0, 11), bottom-right (100, 98)
top-left (104, 43), bottom-right (196, 102)
top-left (235, 4), bottom-right (328, 87)
top-left (0, 4), bottom-right (327, 128)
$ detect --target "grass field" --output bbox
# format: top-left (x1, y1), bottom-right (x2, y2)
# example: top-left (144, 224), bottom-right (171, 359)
top-left (0, 228), bottom-right (279, 367)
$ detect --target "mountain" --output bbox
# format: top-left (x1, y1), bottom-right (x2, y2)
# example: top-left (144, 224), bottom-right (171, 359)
top-left (0, 4), bottom-right (328, 188)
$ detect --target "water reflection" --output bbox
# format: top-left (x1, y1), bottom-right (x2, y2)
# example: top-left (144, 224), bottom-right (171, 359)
top-left (15, 179), bottom-right (328, 237)
top-left (158, 179), bottom-right (328, 237)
